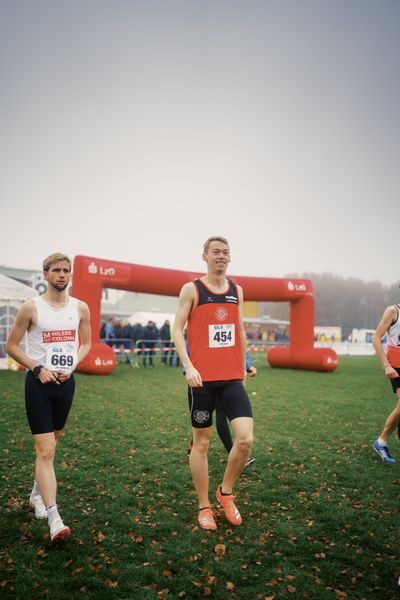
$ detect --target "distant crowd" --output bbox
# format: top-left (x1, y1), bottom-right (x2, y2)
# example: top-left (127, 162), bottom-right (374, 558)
top-left (245, 326), bottom-right (289, 343)
top-left (100, 317), bottom-right (180, 367)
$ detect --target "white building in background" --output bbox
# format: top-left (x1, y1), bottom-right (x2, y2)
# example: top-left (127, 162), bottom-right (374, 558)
top-left (0, 273), bottom-right (38, 368)
top-left (349, 328), bottom-right (376, 343)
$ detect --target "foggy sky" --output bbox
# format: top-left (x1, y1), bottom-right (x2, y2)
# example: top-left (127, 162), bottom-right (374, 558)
top-left (1, 1), bottom-right (399, 285)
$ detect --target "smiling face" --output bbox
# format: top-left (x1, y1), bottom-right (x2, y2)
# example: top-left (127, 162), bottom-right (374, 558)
top-left (203, 240), bottom-right (231, 274)
top-left (44, 260), bottom-right (71, 292)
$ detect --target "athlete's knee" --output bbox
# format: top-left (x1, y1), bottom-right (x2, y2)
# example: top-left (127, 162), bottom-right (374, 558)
top-left (35, 439), bottom-right (57, 462)
top-left (235, 433), bottom-right (253, 454)
top-left (193, 431), bottom-right (211, 454)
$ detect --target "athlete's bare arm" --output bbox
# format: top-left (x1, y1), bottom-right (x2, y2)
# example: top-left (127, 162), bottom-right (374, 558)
top-left (237, 285), bottom-right (247, 381)
top-left (372, 305), bottom-right (398, 379)
top-left (77, 301), bottom-right (91, 363)
top-left (6, 300), bottom-right (60, 384)
top-left (173, 282), bottom-right (203, 387)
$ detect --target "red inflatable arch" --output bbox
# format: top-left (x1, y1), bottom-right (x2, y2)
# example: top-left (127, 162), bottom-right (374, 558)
top-left (71, 255), bottom-right (338, 375)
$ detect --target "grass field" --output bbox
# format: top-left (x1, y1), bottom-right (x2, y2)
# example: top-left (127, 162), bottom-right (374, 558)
top-left (1, 355), bottom-right (400, 599)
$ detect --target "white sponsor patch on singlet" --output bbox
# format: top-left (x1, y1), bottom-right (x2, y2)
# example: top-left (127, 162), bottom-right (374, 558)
top-left (208, 323), bottom-right (235, 348)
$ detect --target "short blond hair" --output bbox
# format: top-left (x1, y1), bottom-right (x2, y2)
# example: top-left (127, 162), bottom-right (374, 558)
top-left (203, 236), bottom-right (229, 253)
top-left (43, 253), bottom-right (71, 272)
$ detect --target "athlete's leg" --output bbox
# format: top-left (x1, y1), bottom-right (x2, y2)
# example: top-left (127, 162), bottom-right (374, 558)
top-left (378, 389), bottom-right (400, 442)
top-left (220, 417), bottom-right (253, 494)
top-left (189, 426), bottom-right (212, 509)
top-left (32, 380), bottom-right (72, 509)
top-left (33, 432), bottom-right (58, 508)
top-left (215, 402), bottom-right (233, 453)
top-left (31, 430), bottom-right (63, 496)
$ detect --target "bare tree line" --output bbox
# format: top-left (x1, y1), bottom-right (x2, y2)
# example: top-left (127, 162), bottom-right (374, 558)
top-left (262, 273), bottom-right (400, 340)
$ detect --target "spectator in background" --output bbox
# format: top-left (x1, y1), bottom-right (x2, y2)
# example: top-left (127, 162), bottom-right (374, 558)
top-left (122, 320), bottom-right (132, 350)
top-left (132, 322), bottom-right (144, 363)
top-left (104, 317), bottom-right (115, 347)
top-left (132, 322), bottom-right (144, 345)
top-left (142, 320), bottom-right (159, 368)
top-left (160, 320), bottom-right (172, 366)
top-left (114, 319), bottom-right (123, 344)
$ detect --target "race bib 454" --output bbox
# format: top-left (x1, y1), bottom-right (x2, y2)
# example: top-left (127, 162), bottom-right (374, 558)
top-left (208, 324), bottom-right (235, 348)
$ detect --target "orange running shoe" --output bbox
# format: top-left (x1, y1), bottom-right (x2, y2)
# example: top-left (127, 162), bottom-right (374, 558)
top-left (216, 486), bottom-right (242, 526)
top-left (197, 507), bottom-right (217, 530)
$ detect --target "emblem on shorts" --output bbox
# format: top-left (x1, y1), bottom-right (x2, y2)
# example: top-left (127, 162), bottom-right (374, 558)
top-left (215, 307), bottom-right (228, 321)
top-left (193, 410), bottom-right (210, 424)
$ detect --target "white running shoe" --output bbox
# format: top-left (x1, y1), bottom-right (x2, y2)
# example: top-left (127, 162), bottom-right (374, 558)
top-left (50, 518), bottom-right (71, 543)
top-left (29, 494), bottom-right (47, 519)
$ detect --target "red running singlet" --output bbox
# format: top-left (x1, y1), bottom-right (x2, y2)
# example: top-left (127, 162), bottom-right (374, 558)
top-left (187, 278), bottom-right (244, 382)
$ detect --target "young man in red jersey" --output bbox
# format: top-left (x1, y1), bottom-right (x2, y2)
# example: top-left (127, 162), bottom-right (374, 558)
top-left (7, 253), bottom-right (91, 542)
top-left (173, 236), bottom-right (253, 530)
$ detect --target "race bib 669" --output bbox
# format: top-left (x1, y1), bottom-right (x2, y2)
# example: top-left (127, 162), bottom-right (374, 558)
top-left (45, 346), bottom-right (78, 374)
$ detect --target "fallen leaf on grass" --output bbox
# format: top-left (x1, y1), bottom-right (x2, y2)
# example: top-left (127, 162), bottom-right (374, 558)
top-left (128, 530), bottom-right (143, 543)
top-left (287, 585), bottom-right (296, 593)
top-left (214, 544), bottom-right (226, 556)
top-left (163, 570), bottom-right (172, 579)
top-left (189, 555), bottom-right (199, 562)
top-left (97, 531), bottom-right (105, 543)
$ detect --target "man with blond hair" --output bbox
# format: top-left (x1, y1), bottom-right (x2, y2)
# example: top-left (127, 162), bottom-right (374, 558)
top-left (173, 236), bottom-right (253, 530)
top-left (7, 252), bottom-right (91, 542)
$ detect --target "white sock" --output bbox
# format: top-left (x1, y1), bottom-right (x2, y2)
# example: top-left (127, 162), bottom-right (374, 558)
top-left (378, 437), bottom-right (387, 447)
top-left (31, 480), bottom-right (40, 497)
top-left (46, 504), bottom-right (60, 525)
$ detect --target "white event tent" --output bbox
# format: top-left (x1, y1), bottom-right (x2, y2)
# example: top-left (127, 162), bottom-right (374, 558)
top-left (0, 273), bottom-right (38, 368)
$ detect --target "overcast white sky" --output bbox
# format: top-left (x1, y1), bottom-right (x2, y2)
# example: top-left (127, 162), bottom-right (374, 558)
top-left (1, 1), bottom-right (399, 285)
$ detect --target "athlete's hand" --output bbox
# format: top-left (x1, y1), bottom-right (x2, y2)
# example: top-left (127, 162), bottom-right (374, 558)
top-left (248, 366), bottom-right (257, 378)
top-left (384, 365), bottom-right (398, 379)
top-left (186, 365), bottom-right (203, 387)
top-left (38, 368), bottom-right (61, 385)
top-left (56, 372), bottom-right (72, 383)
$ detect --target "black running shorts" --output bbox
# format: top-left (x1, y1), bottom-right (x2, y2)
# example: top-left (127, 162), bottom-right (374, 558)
top-left (25, 371), bottom-right (75, 435)
top-left (390, 367), bottom-right (400, 393)
top-left (188, 379), bottom-right (253, 428)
